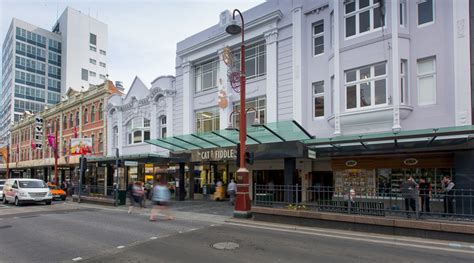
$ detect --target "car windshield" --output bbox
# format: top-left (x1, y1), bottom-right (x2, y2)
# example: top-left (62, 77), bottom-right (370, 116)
top-left (19, 181), bottom-right (47, 188)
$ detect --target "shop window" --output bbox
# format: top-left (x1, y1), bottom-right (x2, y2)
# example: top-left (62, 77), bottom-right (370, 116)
top-left (344, 0), bottom-right (384, 38)
top-left (126, 117), bottom-right (150, 145)
top-left (195, 107), bottom-right (220, 133)
top-left (313, 81), bottom-right (324, 118)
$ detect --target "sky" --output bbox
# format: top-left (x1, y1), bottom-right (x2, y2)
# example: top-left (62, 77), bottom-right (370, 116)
top-left (0, 0), bottom-right (264, 90)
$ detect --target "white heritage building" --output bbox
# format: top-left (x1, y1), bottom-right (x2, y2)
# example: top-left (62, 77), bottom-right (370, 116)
top-left (105, 76), bottom-right (175, 158)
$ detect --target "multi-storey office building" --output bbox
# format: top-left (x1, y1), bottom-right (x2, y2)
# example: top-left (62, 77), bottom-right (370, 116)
top-left (146, 0), bottom-right (473, 202)
top-left (7, 81), bottom-right (120, 185)
top-left (0, 7), bottom-right (108, 145)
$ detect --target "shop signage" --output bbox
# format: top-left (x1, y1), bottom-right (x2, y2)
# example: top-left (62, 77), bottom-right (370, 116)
top-left (124, 161), bottom-right (138, 166)
top-left (307, 149), bottom-right (316, 160)
top-left (33, 116), bottom-right (43, 149)
top-left (345, 160), bottom-right (358, 167)
top-left (403, 158), bottom-right (419, 166)
top-left (191, 148), bottom-right (236, 162)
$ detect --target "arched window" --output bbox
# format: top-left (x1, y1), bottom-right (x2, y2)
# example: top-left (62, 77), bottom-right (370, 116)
top-left (76, 111), bottom-right (79, 126)
top-left (91, 105), bottom-right (95, 123)
top-left (159, 115), bottom-right (167, 138)
top-left (99, 103), bottom-right (103, 120)
top-left (84, 108), bottom-right (88, 124)
top-left (126, 117), bottom-right (150, 145)
top-left (63, 115), bottom-right (67, 129)
top-left (91, 134), bottom-right (95, 153)
top-left (70, 113), bottom-right (73, 128)
top-left (113, 126), bottom-right (118, 148)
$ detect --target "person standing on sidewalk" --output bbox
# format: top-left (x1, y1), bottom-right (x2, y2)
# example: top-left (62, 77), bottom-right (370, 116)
top-left (442, 176), bottom-right (455, 215)
top-left (227, 179), bottom-right (237, 205)
top-left (418, 177), bottom-right (432, 214)
top-left (400, 176), bottom-right (418, 218)
top-left (149, 176), bottom-right (174, 221)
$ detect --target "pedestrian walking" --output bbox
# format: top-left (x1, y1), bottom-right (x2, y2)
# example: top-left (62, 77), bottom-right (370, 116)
top-left (128, 181), bottom-right (144, 215)
top-left (442, 175), bottom-right (455, 215)
top-left (400, 176), bottom-right (418, 218)
top-left (418, 177), bottom-right (432, 213)
top-left (227, 179), bottom-right (236, 205)
top-left (149, 177), bottom-right (174, 221)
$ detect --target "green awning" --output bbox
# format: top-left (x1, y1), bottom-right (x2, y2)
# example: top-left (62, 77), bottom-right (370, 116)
top-left (302, 125), bottom-right (474, 155)
top-left (146, 120), bottom-right (313, 152)
top-left (88, 153), bottom-right (167, 163)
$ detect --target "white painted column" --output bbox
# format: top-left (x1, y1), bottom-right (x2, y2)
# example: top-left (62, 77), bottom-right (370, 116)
top-left (218, 49), bottom-right (232, 130)
top-left (117, 111), bottom-right (123, 154)
top-left (182, 62), bottom-right (193, 134)
top-left (333, 2), bottom-right (341, 135)
top-left (151, 102), bottom-right (158, 139)
top-left (265, 29), bottom-right (278, 123)
top-left (391, 0), bottom-right (401, 132)
top-left (166, 96), bottom-right (174, 137)
top-left (292, 6), bottom-right (303, 125)
top-left (106, 114), bottom-right (113, 156)
top-left (453, 0), bottom-right (472, 125)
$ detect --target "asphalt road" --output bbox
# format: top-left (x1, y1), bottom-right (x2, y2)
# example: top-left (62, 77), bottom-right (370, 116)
top-left (0, 201), bottom-right (473, 263)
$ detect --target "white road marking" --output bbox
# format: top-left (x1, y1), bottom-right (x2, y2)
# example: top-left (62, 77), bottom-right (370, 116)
top-left (449, 243), bottom-right (462, 248)
top-left (226, 222), bottom-right (474, 255)
top-left (178, 231), bottom-right (183, 234)
top-left (470, 245), bottom-right (474, 250)
top-left (72, 257), bottom-right (82, 261)
top-left (117, 245), bottom-right (125, 249)
top-left (188, 228), bottom-right (197, 232)
top-left (150, 237), bottom-right (158, 240)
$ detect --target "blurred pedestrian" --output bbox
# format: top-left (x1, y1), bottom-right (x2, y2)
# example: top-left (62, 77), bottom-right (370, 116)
top-left (418, 177), bottom-right (432, 213)
top-left (128, 181), bottom-right (144, 215)
top-left (227, 179), bottom-right (236, 205)
top-left (400, 176), bottom-right (418, 218)
top-left (442, 176), bottom-right (455, 215)
top-left (149, 177), bottom-right (174, 221)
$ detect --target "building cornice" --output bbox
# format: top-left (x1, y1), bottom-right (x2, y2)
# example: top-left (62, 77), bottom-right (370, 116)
top-left (176, 9), bottom-right (283, 57)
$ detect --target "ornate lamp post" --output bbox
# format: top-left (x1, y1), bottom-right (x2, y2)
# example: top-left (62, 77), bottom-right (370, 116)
top-left (225, 9), bottom-right (251, 218)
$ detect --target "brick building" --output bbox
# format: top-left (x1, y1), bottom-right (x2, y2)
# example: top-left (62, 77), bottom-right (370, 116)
top-left (7, 80), bottom-right (121, 183)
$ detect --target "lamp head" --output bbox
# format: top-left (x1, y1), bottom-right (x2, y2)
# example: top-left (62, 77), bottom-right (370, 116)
top-left (225, 20), bottom-right (241, 35)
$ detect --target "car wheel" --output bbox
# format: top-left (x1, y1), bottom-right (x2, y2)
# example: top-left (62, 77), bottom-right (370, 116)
top-left (15, 197), bottom-right (21, 206)
top-left (45, 200), bottom-right (52, 205)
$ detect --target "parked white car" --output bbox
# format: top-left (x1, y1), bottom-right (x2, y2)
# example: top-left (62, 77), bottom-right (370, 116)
top-left (3, 179), bottom-right (52, 206)
top-left (0, 179), bottom-right (5, 201)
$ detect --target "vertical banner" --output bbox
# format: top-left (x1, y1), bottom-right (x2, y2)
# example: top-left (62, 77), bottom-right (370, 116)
top-left (34, 116), bottom-right (43, 149)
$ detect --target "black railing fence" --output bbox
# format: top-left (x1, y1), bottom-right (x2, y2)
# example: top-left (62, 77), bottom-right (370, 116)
top-left (254, 184), bottom-right (474, 220)
top-left (73, 185), bottom-right (115, 200)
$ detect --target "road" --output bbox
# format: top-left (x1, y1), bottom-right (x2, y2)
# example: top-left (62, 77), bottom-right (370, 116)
top-left (0, 200), bottom-right (473, 263)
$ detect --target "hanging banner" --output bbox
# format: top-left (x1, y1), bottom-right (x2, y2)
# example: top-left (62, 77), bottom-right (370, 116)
top-left (34, 116), bottom-right (43, 149)
top-left (70, 138), bottom-right (93, 155)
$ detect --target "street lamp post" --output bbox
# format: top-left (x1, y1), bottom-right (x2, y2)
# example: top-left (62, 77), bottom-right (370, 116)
top-left (47, 121), bottom-right (59, 185)
top-left (226, 9), bottom-right (251, 218)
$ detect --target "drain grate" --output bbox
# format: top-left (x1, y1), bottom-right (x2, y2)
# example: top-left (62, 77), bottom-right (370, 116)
top-left (211, 242), bottom-right (239, 250)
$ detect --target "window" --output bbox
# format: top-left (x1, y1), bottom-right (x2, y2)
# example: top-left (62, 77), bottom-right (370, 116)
top-left (126, 117), bottom-right (150, 144)
top-left (345, 62), bottom-right (387, 110)
top-left (234, 42), bottom-right (266, 79)
top-left (313, 20), bottom-right (324, 56)
top-left (76, 111), bottom-right (80, 126)
top-left (330, 11), bottom-right (334, 47)
top-left (195, 107), bottom-right (220, 133)
top-left (99, 103), bottom-right (103, 120)
top-left (84, 108), bottom-right (88, 124)
top-left (99, 74), bottom-right (106, 80)
top-left (98, 133), bottom-right (103, 152)
top-left (113, 126), bottom-right (118, 148)
top-left (81, 68), bottom-right (88, 81)
top-left (233, 97), bottom-right (266, 127)
top-left (99, 49), bottom-right (106, 55)
top-left (194, 60), bottom-right (219, 93)
top-left (91, 105), bottom-right (95, 123)
top-left (89, 46), bottom-right (96, 52)
top-left (99, 62), bottom-right (106, 68)
top-left (159, 115), bottom-right (167, 138)
top-left (313, 81), bottom-right (325, 117)
top-left (69, 113), bottom-right (73, 128)
top-left (400, 60), bottom-right (407, 104)
top-left (330, 76), bottom-right (335, 115)
top-left (90, 33), bottom-right (97, 45)
top-left (91, 134), bottom-right (95, 153)
top-left (417, 57), bottom-right (436, 105)
top-left (418, 0), bottom-right (434, 26)
top-left (89, 58), bottom-right (96, 65)
top-left (63, 115), bottom-right (67, 129)
top-left (344, 0), bottom-right (384, 38)
top-left (89, 71), bottom-right (96, 77)
top-left (400, 0), bottom-right (406, 27)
